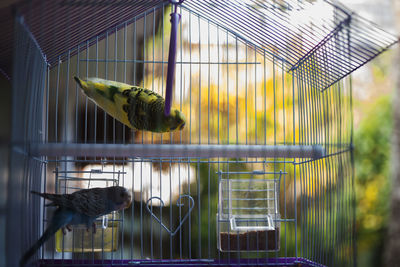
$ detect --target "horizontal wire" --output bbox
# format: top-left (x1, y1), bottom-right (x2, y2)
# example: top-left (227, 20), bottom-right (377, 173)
top-left (79, 59), bottom-right (261, 65)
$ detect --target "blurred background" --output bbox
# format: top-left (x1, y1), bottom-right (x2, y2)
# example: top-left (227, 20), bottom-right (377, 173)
top-left (0, 0), bottom-right (399, 266)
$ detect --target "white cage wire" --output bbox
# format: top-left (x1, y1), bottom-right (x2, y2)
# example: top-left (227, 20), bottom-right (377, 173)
top-left (7, 1), bottom-right (398, 267)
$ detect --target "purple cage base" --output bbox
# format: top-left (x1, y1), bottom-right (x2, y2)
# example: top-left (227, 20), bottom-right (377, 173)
top-left (33, 258), bottom-right (326, 267)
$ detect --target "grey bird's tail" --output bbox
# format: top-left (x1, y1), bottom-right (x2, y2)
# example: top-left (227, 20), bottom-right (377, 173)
top-left (19, 208), bottom-right (71, 267)
top-left (30, 190), bottom-right (52, 199)
top-left (30, 190), bottom-right (59, 207)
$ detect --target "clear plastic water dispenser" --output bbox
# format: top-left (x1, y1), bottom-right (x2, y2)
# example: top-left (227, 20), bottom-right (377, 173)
top-left (217, 172), bottom-right (281, 252)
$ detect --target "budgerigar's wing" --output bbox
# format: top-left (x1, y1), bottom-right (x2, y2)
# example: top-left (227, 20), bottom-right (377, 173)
top-left (32, 188), bottom-right (109, 217)
top-left (68, 188), bottom-right (110, 217)
top-left (123, 87), bottom-right (165, 131)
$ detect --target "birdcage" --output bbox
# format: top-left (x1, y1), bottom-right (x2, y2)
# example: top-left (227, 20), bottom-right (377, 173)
top-left (7, 0), bottom-right (398, 266)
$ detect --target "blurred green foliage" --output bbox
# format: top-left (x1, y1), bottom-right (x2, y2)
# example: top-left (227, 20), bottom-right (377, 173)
top-left (354, 96), bottom-right (392, 267)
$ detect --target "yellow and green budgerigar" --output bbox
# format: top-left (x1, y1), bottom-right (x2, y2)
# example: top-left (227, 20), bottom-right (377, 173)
top-left (74, 77), bottom-right (186, 133)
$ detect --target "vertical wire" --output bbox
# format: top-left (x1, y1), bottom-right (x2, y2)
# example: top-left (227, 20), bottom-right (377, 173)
top-left (322, 137), bottom-right (328, 265)
top-left (273, 57), bottom-right (276, 145)
top-left (188, 10), bottom-right (192, 259)
top-left (318, 86), bottom-right (325, 265)
top-left (140, 13), bottom-right (146, 259)
top-left (217, 25), bottom-right (220, 146)
top-left (41, 161), bottom-right (47, 261)
top-left (161, 5), bottom-right (173, 260)
top-left (326, 87), bottom-right (334, 266)
top-left (245, 44), bottom-right (248, 146)
top-left (121, 170), bottom-right (125, 261)
top-left (113, 27), bottom-right (118, 150)
top-left (314, 53), bottom-right (324, 264)
top-left (272, 54), bottom-right (277, 262)
top-left (322, 75), bottom-right (329, 265)
top-left (64, 56), bottom-right (70, 189)
top-left (104, 31), bottom-right (109, 148)
top-left (225, 29), bottom-right (230, 264)
top-left (189, 10), bottom-right (192, 146)
top-left (314, 61), bottom-right (323, 265)
top-left (235, 37), bottom-right (239, 145)
top-left (66, 49), bottom-right (77, 260)
top-left (75, 45), bottom-right (80, 143)
top-left (317, 155), bottom-right (323, 264)
top-left (197, 13), bottom-right (202, 259)
top-left (62, 20), bottom-right (71, 263)
top-left (179, 7), bottom-right (183, 259)
top-left (349, 63), bottom-right (357, 267)
top-left (101, 31), bottom-right (109, 265)
top-left (226, 31), bottom-right (229, 145)
top-left (150, 8), bottom-right (159, 260)
top-left (55, 56), bottom-right (60, 143)
top-left (264, 51), bottom-right (267, 146)
top-left (148, 10), bottom-right (154, 259)
top-left (297, 69), bottom-right (304, 259)
top-left (112, 26), bottom-right (118, 264)
top-left (216, 24), bottom-right (221, 262)
top-left (55, 54), bottom-right (62, 262)
top-left (123, 22), bottom-right (127, 143)
top-left (339, 76), bottom-right (346, 267)
top-left (92, 36), bottom-right (98, 262)
top-left (43, 63), bottom-right (50, 262)
top-left (307, 74), bottom-right (314, 262)
top-left (336, 81), bottom-right (343, 266)
top-left (263, 50), bottom-right (268, 260)
top-left (45, 65), bottom-right (49, 143)
top-left (95, 36), bottom-right (99, 145)
top-left (306, 61), bottom-right (316, 262)
top-left (322, 86), bottom-right (329, 264)
top-left (54, 168), bottom-right (59, 262)
top-left (131, 16), bottom-right (137, 261)
top-left (77, 44), bottom-right (84, 262)
top-left (207, 19), bottom-right (211, 260)
top-left (298, 68), bottom-right (306, 260)
top-left (235, 35), bottom-right (240, 265)
top-left (245, 41), bottom-right (249, 261)
top-left (254, 45), bottom-right (257, 145)
top-left (292, 70), bottom-right (297, 259)
top-left (84, 40), bottom-right (89, 147)
top-left (282, 61), bottom-right (287, 262)
top-left (330, 81), bottom-right (337, 266)
top-left (302, 68), bottom-right (310, 261)
top-left (122, 20), bottom-right (127, 263)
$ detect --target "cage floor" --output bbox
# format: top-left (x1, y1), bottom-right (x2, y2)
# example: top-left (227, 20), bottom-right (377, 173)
top-left (34, 257), bottom-right (325, 267)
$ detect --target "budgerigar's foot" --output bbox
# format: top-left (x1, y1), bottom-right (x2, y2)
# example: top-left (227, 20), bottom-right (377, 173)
top-left (62, 227), bottom-right (66, 235)
top-left (66, 225), bottom-right (72, 232)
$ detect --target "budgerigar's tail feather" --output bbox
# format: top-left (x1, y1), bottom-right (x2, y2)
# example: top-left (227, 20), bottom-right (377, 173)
top-left (20, 208), bottom-right (72, 267)
top-left (30, 191), bottom-right (58, 206)
top-left (19, 223), bottom-right (58, 267)
top-left (74, 76), bottom-right (83, 88)
top-left (30, 190), bottom-right (52, 199)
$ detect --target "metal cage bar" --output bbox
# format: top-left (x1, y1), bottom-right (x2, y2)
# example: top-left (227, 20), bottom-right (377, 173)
top-left (31, 143), bottom-right (326, 159)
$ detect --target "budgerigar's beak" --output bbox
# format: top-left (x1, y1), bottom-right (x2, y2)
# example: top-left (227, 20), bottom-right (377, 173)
top-left (116, 192), bottom-right (132, 210)
top-left (124, 194), bottom-right (132, 209)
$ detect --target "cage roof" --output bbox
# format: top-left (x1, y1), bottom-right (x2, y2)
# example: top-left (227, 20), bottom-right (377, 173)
top-left (183, 0), bottom-right (398, 90)
top-left (3, 0), bottom-right (399, 89)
